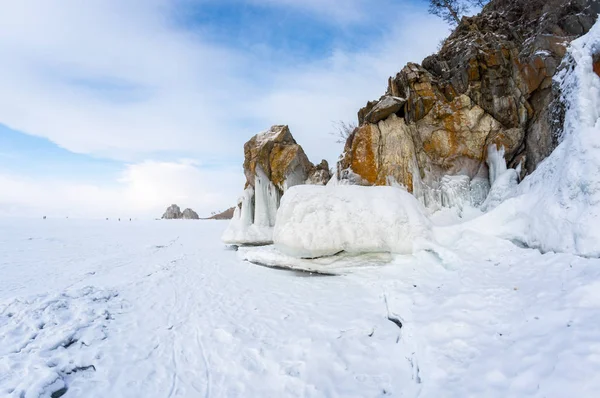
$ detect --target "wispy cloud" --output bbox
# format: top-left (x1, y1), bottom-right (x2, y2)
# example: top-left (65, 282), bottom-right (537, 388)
top-left (0, 0), bottom-right (449, 215)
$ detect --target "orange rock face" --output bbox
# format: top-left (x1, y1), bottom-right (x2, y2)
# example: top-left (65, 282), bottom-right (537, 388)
top-left (242, 125), bottom-right (331, 193)
top-left (243, 125), bottom-right (313, 191)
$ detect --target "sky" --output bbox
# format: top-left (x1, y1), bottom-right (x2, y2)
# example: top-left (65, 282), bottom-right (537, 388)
top-left (0, 0), bottom-right (451, 219)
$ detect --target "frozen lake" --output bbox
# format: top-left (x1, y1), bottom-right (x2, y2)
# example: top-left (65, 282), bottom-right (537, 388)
top-left (1, 218), bottom-right (600, 397)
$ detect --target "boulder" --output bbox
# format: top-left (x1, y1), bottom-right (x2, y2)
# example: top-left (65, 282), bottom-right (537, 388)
top-left (364, 96), bottom-right (406, 124)
top-left (243, 125), bottom-right (314, 192)
top-left (306, 160), bottom-right (332, 185)
top-left (182, 208), bottom-right (200, 219)
top-left (162, 204), bottom-right (182, 219)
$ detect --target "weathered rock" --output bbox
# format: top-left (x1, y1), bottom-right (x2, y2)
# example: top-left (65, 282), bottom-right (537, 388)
top-left (306, 160), bottom-right (332, 185)
top-left (162, 204), bottom-right (182, 219)
top-left (357, 100), bottom-right (378, 125)
top-left (243, 125), bottom-right (314, 192)
top-left (182, 208), bottom-right (200, 219)
top-left (364, 96), bottom-right (406, 124)
top-left (341, 0), bottom-right (599, 200)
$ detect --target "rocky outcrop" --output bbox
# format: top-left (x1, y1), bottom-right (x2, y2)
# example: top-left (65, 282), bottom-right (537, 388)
top-left (206, 207), bottom-right (235, 220)
top-left (339, 0), bottom-right (599, 207)
top-left (162, 204), bottom-right (182, 219)
top-left (243, 125), bottom-right (315, 192)
top-left (182, 208), bottom-right (200, 220)
top-left (306, 160), bottom-right (332, 185)
top-left (162, 204), bottom-right (200, 220)
top-left (223, 125), bottom-right (331, 245)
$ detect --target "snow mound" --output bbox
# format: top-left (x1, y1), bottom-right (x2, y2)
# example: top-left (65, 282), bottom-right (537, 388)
top-left (451, 20), bottom-right (600, 256)
top-left (273, 185), bottom-right (432, 258)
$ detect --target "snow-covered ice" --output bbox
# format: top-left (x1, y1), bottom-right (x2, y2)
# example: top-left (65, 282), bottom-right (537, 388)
top-left (3, 218), bottom-right (600, 397)
top-left (273, 185), bottom-right (432, 258)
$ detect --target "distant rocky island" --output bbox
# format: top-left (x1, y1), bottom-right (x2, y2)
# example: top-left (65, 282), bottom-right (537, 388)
top-left (161, 204), bottom-right (199, 220)
top-left (161, 204), bottom-right (234, 220)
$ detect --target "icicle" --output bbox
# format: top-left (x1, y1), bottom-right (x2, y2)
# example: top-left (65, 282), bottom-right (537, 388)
top-left (239, 186), bottom-right (255, 226)
top-left (440, 175), bottom-right (471, 210)
top-left (486, 144), bottom-right (507, 187)
top-left (469, 177), bottom-right (490, 207)
top-left (254, 167), bottom-right (279, 227)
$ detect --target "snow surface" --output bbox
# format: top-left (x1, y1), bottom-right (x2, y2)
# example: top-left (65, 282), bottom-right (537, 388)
top-left (273, 185), bottom-right (432, 258)
top-left (4, 218), bottom-right (600, 397)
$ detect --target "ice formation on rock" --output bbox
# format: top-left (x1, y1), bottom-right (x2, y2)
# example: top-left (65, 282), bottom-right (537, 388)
top-left (457, 20), bottom-right (600, 256)
top-left (486, 144), bottom-right (508, 187)
top-left (253, 167), bottom-right (280, 228)
top-left (222, 187), bottom-right (274, 245)
top-left (411, 171), bottom-right (491, 213)
top-left (273, 185), bottom-right (432, 258)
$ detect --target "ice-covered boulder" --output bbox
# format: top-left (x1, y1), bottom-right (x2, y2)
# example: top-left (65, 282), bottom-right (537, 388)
top-left (223, 125), bottom-right (331, 245)
top-left (181, 208), bottom-right (200, 219)
top-left (273, 185), bottom-right (432, 258)
top-left (162, 204), bottom-right (182, 219)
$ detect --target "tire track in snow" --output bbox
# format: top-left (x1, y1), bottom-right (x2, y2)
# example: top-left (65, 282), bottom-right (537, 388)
top-left (195, 328), bottom-right (212, 398)
top-left (167, 271), bottom-right (180, 398)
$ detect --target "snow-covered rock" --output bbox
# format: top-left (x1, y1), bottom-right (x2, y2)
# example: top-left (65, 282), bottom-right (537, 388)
top-left (273, 185), bottom-right (432, 258)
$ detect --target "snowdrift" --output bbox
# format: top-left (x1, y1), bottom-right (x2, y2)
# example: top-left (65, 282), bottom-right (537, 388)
top-left (454, 21), bottom-right (600, 257)
top-left (273, 185), bottom-right (432, 258)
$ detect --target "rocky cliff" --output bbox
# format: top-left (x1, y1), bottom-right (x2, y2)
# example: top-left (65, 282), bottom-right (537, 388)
top-left (339, 0), bottom-right (600, 208)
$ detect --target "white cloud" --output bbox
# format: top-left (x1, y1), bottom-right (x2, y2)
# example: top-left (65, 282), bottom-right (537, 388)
top-left (0, 0), bottom-right (450, 216)
top-left (0, 161), bottom-right (245, 219)
top-left (0, 0), bottom-right (448, 160)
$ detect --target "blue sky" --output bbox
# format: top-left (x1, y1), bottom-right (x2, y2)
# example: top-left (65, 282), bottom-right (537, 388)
top-left (0, 0), bottom-right (450, 218)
